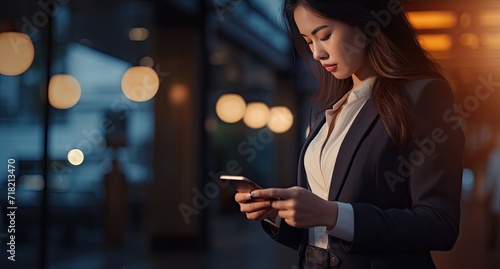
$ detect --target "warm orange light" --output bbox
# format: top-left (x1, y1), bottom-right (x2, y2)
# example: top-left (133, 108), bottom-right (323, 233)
top-left (460, 33), bottom-right (480, 50)
top-left (121, 66), bottom-right (159, 102)
top-left (243, 102), bottom-right (270, 129)
top-left (460, 13), bottom-right (472, 28)
top-left (215, 94), bottom-right (246, 123)
top-left (169, 83), bottom-right (189, 105)
top-left (418, 34), bottom-right (453, 52)
top-left (0, 32), bottom-right (35, 76)
top-left (407, 11), bottom-right (457, 30)
top-left (267, 106), bottom-right (294, 133)
top-left (479, 11), bottom-right (500, 27)
top-left (48, 74), bottom-right (82, 109)
top-left (481, 33), bottom-right (500, 49)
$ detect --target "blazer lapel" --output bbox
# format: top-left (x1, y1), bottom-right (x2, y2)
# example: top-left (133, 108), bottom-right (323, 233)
top-left (328, 99), bottom-right (379, 201)
top-left (297, 112), bottom-right (326, 188)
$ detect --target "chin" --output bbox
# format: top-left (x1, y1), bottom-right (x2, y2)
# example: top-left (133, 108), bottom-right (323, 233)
top-left (331, 72), bottom-right (350, 80)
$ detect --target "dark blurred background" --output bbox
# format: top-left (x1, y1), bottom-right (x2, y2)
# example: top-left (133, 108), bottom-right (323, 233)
top-left (0, 0), bottom-right (499, 268)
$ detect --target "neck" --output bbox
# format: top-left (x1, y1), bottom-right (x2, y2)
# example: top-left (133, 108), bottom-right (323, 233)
top-left (352, 59), bottom-right (375, 88)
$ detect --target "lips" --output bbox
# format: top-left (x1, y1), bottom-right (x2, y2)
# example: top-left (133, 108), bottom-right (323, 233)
top-left (323, 64), bottom-right (338, 72)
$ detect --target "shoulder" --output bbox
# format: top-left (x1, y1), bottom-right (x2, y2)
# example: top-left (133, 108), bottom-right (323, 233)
top-left (403, 78), bottom-right (454, 107)
top-left (402, 78), bottom-right (462, 137)
top-left (402, 78), bottom-right (456, 124)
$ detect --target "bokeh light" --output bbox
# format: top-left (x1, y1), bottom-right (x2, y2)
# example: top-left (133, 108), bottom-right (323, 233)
top-left (418, 34), bottom-right (453, 52)
top-left (0, 32), bottom-right (35, 76)
top-left (48, 74), bottom-right (82, 109)
top-left (407, 11), bottom-right (457, 30)
top-left (460, 33), bottom-right (480, 49)
top-left (460, 13), bottom-right (472, 28)
top-left (67, 149), bottom-right (84, 166)
top-left (139, 56), bottom-right (154, 67)
top-left (121, 66), bottom-right (159, 102)
top-left (479, 11), bottom-right (500, 27)
top-left (243, 102), bottom-right (270, 129)
top-left (462, 168), bottom-right (475, 192)
top-left (215, 94), bottom-right (246, 123)
top-left (129, 27), bottom-right (149, 41)
top-left (267, 106), bottom-right (294, 133)
top-left (169, 83), bottom-right (189, 105)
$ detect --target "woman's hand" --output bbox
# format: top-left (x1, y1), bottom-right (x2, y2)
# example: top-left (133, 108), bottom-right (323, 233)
top-left (235, 192), bottom-right (279, 222)
top-left (250, 186), bottom-right (338, 229)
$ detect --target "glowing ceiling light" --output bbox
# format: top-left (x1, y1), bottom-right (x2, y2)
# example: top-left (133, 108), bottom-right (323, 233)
top-left (481, 33), bottom-right (500, 49)
top-left (48, 74), bottom-right (82, 109)
top-left (121, 66), bottom-right (159, 102)
top-left (267, 106), bottom-right (294, 133)
top-left (479, 11), bottom-right (500, 27)
top-left (0, 32), bottom-right (35, 76)
top-left (418, 34), bottom-right (453, 52)
top-left (407, 11), bottom-right (457, 30)
top-left (215, 94), bottom-right (246, 123)
top-left (68, 149), bottom-right (84, 166)
top-left (243, 102), bottom-right (270, 129)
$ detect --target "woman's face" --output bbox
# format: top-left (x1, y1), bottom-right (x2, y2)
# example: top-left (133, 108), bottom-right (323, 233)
top-left (294, 5), bottom-right (369, 80)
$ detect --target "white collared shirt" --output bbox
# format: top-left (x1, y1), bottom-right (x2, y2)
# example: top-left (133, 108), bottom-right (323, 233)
top-left (304, 76), bottom-right (376, 249)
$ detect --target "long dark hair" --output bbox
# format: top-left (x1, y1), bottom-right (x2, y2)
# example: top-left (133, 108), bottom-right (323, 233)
top-left (283, 0), bottom-right (445, 147)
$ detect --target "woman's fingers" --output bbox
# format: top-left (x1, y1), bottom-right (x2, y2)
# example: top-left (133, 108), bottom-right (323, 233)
top-left (239, 200), bottom-right (272, 213)
top-left (246, 208), bottom-right (277, 221)
top-left (251, 188), bottom-right (291, 200)
top-left (245, 210), bottom-right (266, 221)
top-left (234, 192), bottom-right (252, 203)
top-left (251, 186), bottom-right (305, 200)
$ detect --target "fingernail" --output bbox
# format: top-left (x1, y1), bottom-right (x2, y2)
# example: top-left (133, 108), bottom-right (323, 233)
top-left (246, 193), bottom-right (252, 199)
top-left (250, 192), bottom-right (256, 198)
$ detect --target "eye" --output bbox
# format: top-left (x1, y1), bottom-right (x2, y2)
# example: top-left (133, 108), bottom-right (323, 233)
top-left (320, 34), bottom-right (331, 41)
top-left (304, 39), bottom-right (312, 46)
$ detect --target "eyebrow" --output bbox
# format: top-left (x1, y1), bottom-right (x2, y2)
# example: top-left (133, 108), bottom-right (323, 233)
top-left (300, 25), bottom-right (329, 37)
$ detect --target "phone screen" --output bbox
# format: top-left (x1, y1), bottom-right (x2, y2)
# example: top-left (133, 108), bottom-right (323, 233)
top-left (220, 175), bottom-right (279, 228)
top-left (220, 175), bottom-right (261, 193)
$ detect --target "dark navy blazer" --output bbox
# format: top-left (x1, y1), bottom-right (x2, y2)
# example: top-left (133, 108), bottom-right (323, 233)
top-left (262, 78), bottom-right (465, 269)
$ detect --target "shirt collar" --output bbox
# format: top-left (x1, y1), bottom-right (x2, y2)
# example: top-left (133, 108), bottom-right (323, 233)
top-left (350, 76), bottom-right (376, 101)
top-left (324, 76), bottom-right (376, 125)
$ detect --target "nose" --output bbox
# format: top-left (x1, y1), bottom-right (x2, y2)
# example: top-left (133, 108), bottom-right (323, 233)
top-left (312, 43), bottom-right (328, 61)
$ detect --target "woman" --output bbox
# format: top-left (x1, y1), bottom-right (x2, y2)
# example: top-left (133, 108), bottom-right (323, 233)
top-left (235, 0), bottom-right (464, 268)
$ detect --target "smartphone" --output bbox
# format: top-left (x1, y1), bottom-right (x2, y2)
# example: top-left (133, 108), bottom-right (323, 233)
top-left (220, 175), bottom-right (279, 228)
top-left (220, 175), bottom-right (262, 193)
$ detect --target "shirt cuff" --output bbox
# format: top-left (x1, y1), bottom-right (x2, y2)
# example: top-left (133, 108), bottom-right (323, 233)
top-left (263, 216), bottom-right (281, 236)
top-left (326, 202), bottom-right (354, 242)
top-left (275, 215), bottom-right (282, 227)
